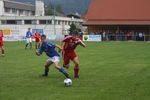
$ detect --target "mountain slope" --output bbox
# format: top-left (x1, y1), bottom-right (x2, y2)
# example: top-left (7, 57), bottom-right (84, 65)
top-left (11, 0), bottom-right (91, 15)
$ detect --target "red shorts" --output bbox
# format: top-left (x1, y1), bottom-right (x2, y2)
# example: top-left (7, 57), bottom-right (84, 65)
top-left (63, 51), bottom-right (77, 66)
top-left (36, 38), bottom-right (40, 42)
top-left (0, 41), bottom-right (4, 47)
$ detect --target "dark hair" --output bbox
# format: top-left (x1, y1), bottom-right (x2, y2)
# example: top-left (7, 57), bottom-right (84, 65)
top-left (71, 30), bottom-right (79, 36)
top-left (41, 34), bottom-right (46, 39)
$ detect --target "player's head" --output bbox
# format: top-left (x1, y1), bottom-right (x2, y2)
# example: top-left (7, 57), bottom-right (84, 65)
top-left (28, 28), bottom-right (31, 31)
top-left (71, 30), bottom-right (78, 37)
top-left (71, 31), bottom-right (78, 40)
top-left (41, 34), bottom-right (46, 42)
top-left (72, 33), bottom-right (78, 37)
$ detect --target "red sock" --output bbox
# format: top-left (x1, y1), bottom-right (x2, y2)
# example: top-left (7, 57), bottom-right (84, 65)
top-left (2, 49), bottom-right (5, 55)
top-left (74, 66), bottom-right (79, 77)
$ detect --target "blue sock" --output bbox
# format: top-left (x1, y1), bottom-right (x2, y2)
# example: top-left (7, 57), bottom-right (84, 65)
top-left (30, 44), bottom-right (32, 49)
top-left (59, 68), bottom-right (69, 78)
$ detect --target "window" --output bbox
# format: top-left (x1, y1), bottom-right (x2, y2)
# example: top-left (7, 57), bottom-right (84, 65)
top-left (16, 20), bottom-right (22, 24)
top-left (24, 20), bottom-right (32, 24)
top-left (58, 20), bottom-right (61, 25)
top-left (68, 21), bottom-right (71, 25)
top-left (65, 21), bottom-right (68, 25)
top-left (19, 9), bottom-right (24, 15)
top-left (47, 20), bottom-right (52, 24)
top-left (1, 20), bottom-right (7, 24)
top-left (54, 20), bottom-right (57, 25)
top-left (32, 11), bottom-right (35, 15)
top-left (39, 20), bottom-right (46, 24)
top-left (1, 20), bottom-right (22, 24)
top-left (7, 20), bottom-right (16, 24)
top-left (32, 20), bottom-right (37, 24)
top-left (12, 8), bottom-right (17, 14)
top-left (24, 20), bottom-right (37, 24)
top-left (62, 21), bottom-right (64, 25)
top-left (25, 10), bottom-right (30, 16)
top-left (5, 8), bottom-right (11, 13)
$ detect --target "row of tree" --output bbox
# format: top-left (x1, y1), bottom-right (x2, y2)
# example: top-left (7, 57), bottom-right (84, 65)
top-left (45, 2), bottom-right (64, 16)
top-left (45, 2), bottom-right (81, 35)
top-left (69, 23), bottom-right (81, 35)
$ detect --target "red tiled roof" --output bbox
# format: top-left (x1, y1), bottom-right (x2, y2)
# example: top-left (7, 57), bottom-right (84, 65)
top-left (84, 0), bottom-right (150, 25)
top-left (84, 20), bottom-right (150, 25)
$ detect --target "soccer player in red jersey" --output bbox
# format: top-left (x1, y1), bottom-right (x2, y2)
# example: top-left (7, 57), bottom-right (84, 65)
top-left (60, 34), bottom-right (86, 78)
top-left (34, 30), bottom-right (41, 49)
top-left (0, 30), bottom-right (5, 56)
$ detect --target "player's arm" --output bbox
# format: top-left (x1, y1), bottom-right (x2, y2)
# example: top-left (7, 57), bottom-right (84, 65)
top-left (79, 41), bottom-right (86, 48)
top-left (34, 33), bottom-right (37, 38)
top-left (36, 51), bottom-right (41, 56)
top-left (26, 32), bottom-right (28, 38)
top-left (36, 45), bottom-right (44, 56)
top-left (55, 44), bottom-right (63, 51)
top-left (60, 40), bottom-right (63, 48)
top-left (39, 33), bottom-right (41, 38)
top-left (30, 32), bottom-right (33, 38)
top-left (59, 40), bottom-right (64, 52)
top-left (60, 36), bottom-right (70, 48)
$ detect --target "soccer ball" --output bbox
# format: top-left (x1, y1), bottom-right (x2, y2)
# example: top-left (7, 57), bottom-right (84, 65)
top-left (64, 78), bottom-right (72, 86)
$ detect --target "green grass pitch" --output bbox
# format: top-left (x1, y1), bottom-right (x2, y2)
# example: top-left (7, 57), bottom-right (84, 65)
top-left (0, 41), bottom-right (150, 100)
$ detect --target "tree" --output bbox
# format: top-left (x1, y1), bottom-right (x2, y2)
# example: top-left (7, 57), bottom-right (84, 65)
top-left (45, 2), bottom-right (64, 16)
top-left (69, 23), bottom-right (81, 35)
top-left (45, 7), bottom-right (53, 16)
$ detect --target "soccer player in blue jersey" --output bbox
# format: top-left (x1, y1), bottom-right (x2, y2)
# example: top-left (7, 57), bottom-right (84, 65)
top-left (25, 28), bottom-right (32, 49)
top-left (36, 35), bottom-right (70, 78)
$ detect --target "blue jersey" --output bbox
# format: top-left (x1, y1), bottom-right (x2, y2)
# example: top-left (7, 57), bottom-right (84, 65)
top-left (38, 41), bottom-right (60, 57)
top-left (26, 31), bottom-right (32, 38)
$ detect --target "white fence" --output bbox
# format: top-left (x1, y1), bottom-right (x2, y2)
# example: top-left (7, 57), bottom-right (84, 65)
top-left (0, 25), bottom-right (69, 41)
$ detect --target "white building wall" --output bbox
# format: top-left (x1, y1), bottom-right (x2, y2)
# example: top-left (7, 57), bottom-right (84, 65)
top-left (0, 0), bottom-right (4, 16)
top-left (0, 0), bottom-right (35, 16)
top-left (35, 0), bottom-right (44, 16)
top-left (0, 24), bottom-right (70, 41)
top-left (0, 16), bottom-right (84, 41)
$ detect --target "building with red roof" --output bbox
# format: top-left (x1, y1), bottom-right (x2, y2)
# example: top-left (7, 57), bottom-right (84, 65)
top-left (83, 0), bottom-right (150, 41)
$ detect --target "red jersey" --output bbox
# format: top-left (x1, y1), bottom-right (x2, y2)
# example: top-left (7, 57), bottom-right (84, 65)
top-left (0, 31), bottom-right (3, 42)
top-left (63, 36), bottom-right (81, 53)
top-left (34, 32), bottom-right (41, 39)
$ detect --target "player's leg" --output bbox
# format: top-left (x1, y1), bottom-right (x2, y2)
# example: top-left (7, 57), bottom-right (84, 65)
top-left (0, 42), bottom-right (5, 56)
top-left (29, 42), bottom-right (32, 49)
top-left (42, 61), bottom-right (53, 76)
top-left (25, 38), bottom-right (29, 49)
top-left (35, 42), bottom-right (38, 49)
top-left (72, 57), bottom-right (80, 78)
top-left (53, 62), bottom-right (70, 78)
top-left (35, 38), bottom-right (39, 49)
top-left (62, 52), bottom-right (70, 69)
top-left (29, 38), bottom-right (32, 49)
top-left (0, 46), bottom-right (1, 55)
top-left (38, 42), bottom-right (40, 49)
top-left (52, 56), bottom-right (70, 78)
top-left (37, 38), bottom-right (41, 49)
top-left (1, 46), bottom-right (5, 56)
top-left (30, 42), bottom-right (32, 49)
top-left (25, 43), bottom-right (28, 49)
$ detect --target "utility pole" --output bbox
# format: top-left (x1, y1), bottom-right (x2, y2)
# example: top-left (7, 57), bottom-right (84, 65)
top-left (53, 6), bottom-right (56, 35)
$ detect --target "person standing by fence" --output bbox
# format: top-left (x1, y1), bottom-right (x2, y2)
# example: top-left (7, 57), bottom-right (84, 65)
top-left (0, 30), bottom-right (5, 56)
top-left (25, 28), bottom-right (32, 49)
